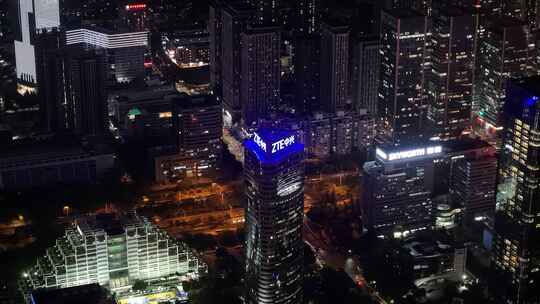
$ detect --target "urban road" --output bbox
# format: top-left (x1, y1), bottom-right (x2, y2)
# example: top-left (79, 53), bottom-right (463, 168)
top-left (139, 169), bottom-right (385, 303)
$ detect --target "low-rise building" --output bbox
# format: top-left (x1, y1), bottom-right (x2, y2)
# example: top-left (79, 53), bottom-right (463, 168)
top-left (30, 283), bottom-right (115, 304)
top-left (22, 212), bottom-right (204, 295)
top-left (0, 137), bottom-right (114, 191)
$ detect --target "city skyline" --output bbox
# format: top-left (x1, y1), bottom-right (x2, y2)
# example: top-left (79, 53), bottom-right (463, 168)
top-left (2, 1), bottom-right (540, 304)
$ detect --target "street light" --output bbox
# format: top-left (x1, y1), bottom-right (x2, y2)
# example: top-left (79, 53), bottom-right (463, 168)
top-left (63, 206), bottom-right (70, 216)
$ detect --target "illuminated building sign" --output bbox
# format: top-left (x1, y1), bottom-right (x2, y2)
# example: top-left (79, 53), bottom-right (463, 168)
top-left (271, 135), bottom-right (295, 154)
top-left (253, 132), bottom-right (296, 155)
top-left (126, 4), bottom-right (146, 10)
top-left (253, 133), bottom-right (267, 152)
top-left (376, 145), bottom-right (442, 161)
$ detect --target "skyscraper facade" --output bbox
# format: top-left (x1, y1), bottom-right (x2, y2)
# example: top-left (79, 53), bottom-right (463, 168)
top-left (221, 3), bottom-right (254, 125)
top-left (35, 28), bottom-right (65, 133)
top-left (351, 35), bottom-right (380, 114)
top-left (293, 33), bottom-right (321, 114)
top-left (294, 0), bottom-right (320, 34)
top-left (65, 48), bottom-right (108, 137)
top-left (502, 0), bottom-right (540, 28)
top-left (251, 0), bottom-right (281, 26)
top-left (244, 129), bottom-right (304, 304)
top-left (492, 76), bottom-right (540, 303)
top-left (450, 144), bottom-right (497, 223)
top-left (169, 93), bottom-right (223, 178)
top-left (362, 143), bottom-right (440, 237)
top-left (476, 18), bottom-right (536, 139)
top-left (64, 27), bottom-right (149, 83)
top-left (241, 26), bottom-right (281, 126)
top-left (320, 22), bottom-right (349, 113)
top-left (427, 6), bottom-right (476, 141)
top-left (14, 0), bottom-right (60, 89)
top-left (209, 1), bottom-right (224, 92)
top-left (379, 9), bottom-right (429, 145)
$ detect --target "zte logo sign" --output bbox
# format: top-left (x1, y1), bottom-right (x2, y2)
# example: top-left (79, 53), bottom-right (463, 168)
top-left (253, 133), bottom-right (267, 152)
top-left (253, 133), bottom-right (295, 154)
top-left (271, 136), bottom-right (295, 153)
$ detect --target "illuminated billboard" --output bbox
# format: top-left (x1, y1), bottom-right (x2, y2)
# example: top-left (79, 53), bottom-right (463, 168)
top-left (246, 129), bottom-right (303, 163)
top-left (65, 29), bottom-right (148, 49)
top-left (253, 132), bottom-right (295, 154)
top-left (376, 145), bottom-right (442, 162)
top-left (125, 3), bottom-right (147, 10)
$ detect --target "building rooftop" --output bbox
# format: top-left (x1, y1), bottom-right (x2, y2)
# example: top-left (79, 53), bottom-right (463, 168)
top-left (31, 284), bottom-right (115, 304)
top-left (168, 92), bottom-right (220, 109)
top-left (75, 212), bottom-right (147, 236)
top-left (383, 8), bottom-right (425, 19)
top-left (0, 135), bottom-right (114, 166)
top-left (442, 137), bottom-right (492, 155)
top-left (245, 128), bottom-right (304, 164)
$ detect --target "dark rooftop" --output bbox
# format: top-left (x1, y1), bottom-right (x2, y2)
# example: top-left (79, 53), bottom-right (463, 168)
top-left (442, 137), bottom-right (492, 155)
top-left (168, 93), bottom-right (220, 109)
top-left (383, 8), bottom-right (425, 18)
top-left (31, 284), bottom-right (115, 304)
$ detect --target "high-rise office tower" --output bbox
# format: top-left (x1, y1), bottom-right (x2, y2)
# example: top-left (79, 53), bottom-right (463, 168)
top-left (65, 27), bottom-right (149, 84)
top-left (36, 33), bottom-right (108, 137)
top-left (450, 143), bottom-right (497, 223)
top-left (170, 93), bottom-right (223, 178)
top-left (121, 2), bottom-right (148, 31)
top-left (427, 6), bottom-right (476, 141)
top-left (363, 143), bottom-right (441, 237)
top-left (351, 35), bottom-right (380, 114)
top-left (293, 33), bottom-right (321, 114)
top-left (295, 0), bottom-right (320, 34)
top-left (244, 128), bottom-right (304, 304)
top-left (475, 18), bottom-right (536, 141)
top-left (502, 0), bottom-right (540, 28)
top-left (35, 28), bottom-right (65, 133)
top-left (320, 21), bottom-right (349, 114)
top-left (241, 26), bottom-right (281, 126)
top-left (379, 9), bottom-right (429, 145)
top-left (209, 1), bottom-right (224, 93)
top-left (251, 0), bottom-right (281, 26)
top-left (65, 48), bottom-right (108, 137)
top-left (221, 3), bottom-right (254, 125)
top-left (14, 0), bottom-right (60, 90)
top-left (492, 76), bottom-right (540, 303)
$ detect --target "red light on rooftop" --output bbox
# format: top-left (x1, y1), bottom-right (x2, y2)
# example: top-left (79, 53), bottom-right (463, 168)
top-left (126, 3), bottom-right (146, 10)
